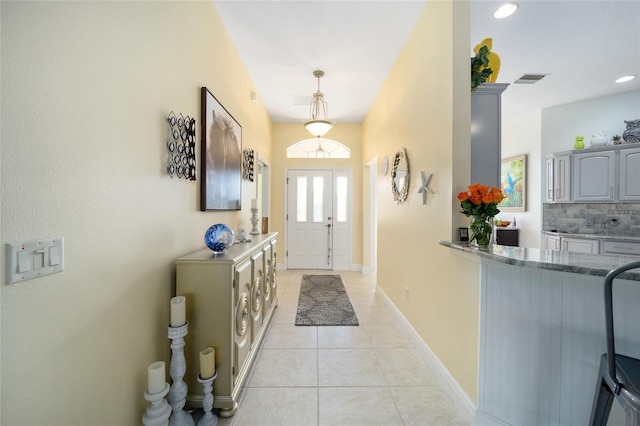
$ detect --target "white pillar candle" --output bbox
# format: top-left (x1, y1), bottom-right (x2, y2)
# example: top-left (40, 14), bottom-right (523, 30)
top-left (170, 296), bottom-right (186, 327)
top-left (200, 347), bottom-right (215, 379)
top-left (251, 199), bottom-right (257, 209)
top-left (147, 361), bottom-right (166, 394)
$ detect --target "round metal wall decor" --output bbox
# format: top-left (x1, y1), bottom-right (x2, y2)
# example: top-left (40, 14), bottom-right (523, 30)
top-left (167, 111), bottom-right (196, 181)
top-left (243, 149), bottom-right (255, 181)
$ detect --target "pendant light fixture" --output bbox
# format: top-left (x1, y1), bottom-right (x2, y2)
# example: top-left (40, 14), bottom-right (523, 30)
top-left (314, 136), bottom-right (328, 158)
top-left (304, 70), bottom-right (334, 137)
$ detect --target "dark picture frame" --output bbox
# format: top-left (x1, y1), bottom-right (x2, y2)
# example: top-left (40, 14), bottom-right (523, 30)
top-left (458, 227), bottom-right (469, 241)
top-left (200, 87), bottom-right (242, 211)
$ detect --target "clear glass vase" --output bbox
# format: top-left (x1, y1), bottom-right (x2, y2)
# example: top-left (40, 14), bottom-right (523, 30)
top-left (470, 216), bottom-right (493, 248)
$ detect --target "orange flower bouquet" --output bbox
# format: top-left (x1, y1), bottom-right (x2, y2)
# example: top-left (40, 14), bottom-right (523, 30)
top-left (457, 183), bottom-right (505, 247)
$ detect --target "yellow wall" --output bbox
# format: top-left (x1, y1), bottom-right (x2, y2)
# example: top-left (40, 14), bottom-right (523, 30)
top-left (363, 0), bottom-right (480, 402)
top-left (1, 2), bottom-right (271, 424)
top-left (270, 124), bottom-right (363, 268)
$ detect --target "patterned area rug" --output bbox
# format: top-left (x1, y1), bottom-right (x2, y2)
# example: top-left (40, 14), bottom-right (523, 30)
top-left (295, 274), bottom-right (359, 326)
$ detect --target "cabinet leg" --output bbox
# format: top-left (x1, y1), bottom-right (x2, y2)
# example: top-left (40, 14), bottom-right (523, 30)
top-left (219, 402), bottom-right (238, 418)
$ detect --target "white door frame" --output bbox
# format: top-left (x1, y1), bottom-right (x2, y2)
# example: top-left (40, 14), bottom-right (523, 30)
top-left (256, 153), bottom-right (270, 223)
top-left (284, 167), bottom-right (353, 270)
top-left (364, 157), bottom-right (377, 274)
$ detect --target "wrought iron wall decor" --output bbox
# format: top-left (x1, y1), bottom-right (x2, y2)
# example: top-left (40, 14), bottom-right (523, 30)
top-left (167, 111), bottom-right (196, 181)
top-left (242, 149), bottom-right (255, 182)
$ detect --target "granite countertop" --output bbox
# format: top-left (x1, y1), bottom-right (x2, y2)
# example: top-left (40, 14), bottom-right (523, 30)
top-left (439, 240), bottom-right (640, 281)
top-left (541, 230), bottom-right (640, 242)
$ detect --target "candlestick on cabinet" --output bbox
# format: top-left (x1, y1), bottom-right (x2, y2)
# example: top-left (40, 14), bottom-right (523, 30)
top-left (170, 296), bottom-right (186, 328)
top-left (168, 322), bottom-right (194, 426)
top-left (249, 208), bottom-right (259, 235)
top-left (148, 361), bottom-right (167, 395)
top-left (142, 383), bottom-right (172, 426)
top-left (197, 372), bottom-right (218, 426)
top-left (199, 347), bottom-right (215, 380)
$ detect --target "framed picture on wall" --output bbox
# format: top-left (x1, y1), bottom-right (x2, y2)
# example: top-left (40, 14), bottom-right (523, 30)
top-left (498, 154), bottom-right (527, 211)
top-left (200, 87), bottom-right (242, 211)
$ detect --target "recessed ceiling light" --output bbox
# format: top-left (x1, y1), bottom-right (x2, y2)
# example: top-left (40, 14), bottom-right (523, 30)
top-left (494, 3), bottom-right (518, 19)
top-left (615, 75), bottom-right (636, 84)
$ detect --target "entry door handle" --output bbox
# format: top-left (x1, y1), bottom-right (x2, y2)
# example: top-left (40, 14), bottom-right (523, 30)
top-left (325, 224), bottom-right (332, 228)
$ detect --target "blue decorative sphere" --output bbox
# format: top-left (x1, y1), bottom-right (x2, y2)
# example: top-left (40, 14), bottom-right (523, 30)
top-left (204, 224), bottom-right (235, 253)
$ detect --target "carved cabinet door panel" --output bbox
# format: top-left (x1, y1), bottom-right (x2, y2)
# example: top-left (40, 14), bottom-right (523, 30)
top-left (234, 259), bottom-right (252, 386)
top-left (262, 244), bottom-right (272, 314)
top-left (250, 251), bottom-right (264, 343)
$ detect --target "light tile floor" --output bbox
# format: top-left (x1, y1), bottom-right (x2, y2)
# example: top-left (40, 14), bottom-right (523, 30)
top-left (216, 270), bottom-right (471, 426)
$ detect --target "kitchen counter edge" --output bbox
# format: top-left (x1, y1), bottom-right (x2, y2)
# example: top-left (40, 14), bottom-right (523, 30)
top-left (439, 240), bottom-right (640, 281)
top-left (541, 230), bottom-right (640, 242)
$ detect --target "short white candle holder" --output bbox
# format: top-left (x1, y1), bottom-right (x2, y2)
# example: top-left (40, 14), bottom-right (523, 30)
top-left (168, 322), bottom-right (194, 426)
top-left (142, 383), bottom-right (172, 426)
top-left (250, 208), bottom-right (260, 235)
top-left (197, 372), bottom-right (218, 426)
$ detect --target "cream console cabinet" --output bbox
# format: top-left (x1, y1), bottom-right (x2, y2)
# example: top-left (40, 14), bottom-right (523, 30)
top-left (175, 233), bottom-right (278, 417)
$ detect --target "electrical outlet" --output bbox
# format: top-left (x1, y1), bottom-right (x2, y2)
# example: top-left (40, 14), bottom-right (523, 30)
top-left (404, 287), bottom-right (410, 302)
top-left (586, 216), bottom-right (594, 226)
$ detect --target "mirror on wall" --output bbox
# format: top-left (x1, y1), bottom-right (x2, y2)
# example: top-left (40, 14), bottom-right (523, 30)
top-left (391, 147), bottom-right (409, 203)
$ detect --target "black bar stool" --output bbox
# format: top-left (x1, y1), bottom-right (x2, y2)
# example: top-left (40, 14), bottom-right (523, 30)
top-left (589, 260), bottom-right (640, 426)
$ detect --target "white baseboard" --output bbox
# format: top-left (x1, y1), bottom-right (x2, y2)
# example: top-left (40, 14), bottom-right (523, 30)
top-left (362, 266), bottom-right (376, 274)
top-left (277, 264), bottom-right (364, 272)
top-left (474, 411), bottom-right (511, 425)
top-left (375, 285), bottom-right (477, 424)
top-left (350, 264), bottom-right (362, 271)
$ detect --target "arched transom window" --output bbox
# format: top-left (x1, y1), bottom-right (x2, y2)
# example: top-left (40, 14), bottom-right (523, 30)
top-left (286, 138), bottom-right (351, 159)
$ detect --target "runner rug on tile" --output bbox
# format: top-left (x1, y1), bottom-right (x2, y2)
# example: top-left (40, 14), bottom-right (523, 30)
top-left (295, 274), bottom-right (359, 326)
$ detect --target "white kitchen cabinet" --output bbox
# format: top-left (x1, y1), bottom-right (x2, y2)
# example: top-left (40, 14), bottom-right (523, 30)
top-left (619, 147), bottom-right (640, 201)
top-left (545, 156), bottom-right (555, 202)
top-left (175, 233), bottom-right (278, 417)
top-left (601, 240), bottom-right (640, 256)
top-left (554, 153), bottom-right (572, 202)
top-left (561, 236), bottom-right (600, 254)
top-left (545, 153), bottom-right (572, 202)
top-left (573, 150), bottom-right (616, 201)
top-left (542, 233), bottom-right (561, 250)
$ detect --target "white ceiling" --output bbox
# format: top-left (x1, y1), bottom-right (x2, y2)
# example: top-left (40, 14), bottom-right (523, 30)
top-left (213, 0), bottom-right (640, 125)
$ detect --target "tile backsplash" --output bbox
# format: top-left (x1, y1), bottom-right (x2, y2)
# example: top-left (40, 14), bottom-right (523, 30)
top-left (543, 203), bottom-right (640, 236)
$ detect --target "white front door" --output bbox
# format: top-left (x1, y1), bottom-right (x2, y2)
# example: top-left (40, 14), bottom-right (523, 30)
top-left (286, 170), bottom-right (333, 269)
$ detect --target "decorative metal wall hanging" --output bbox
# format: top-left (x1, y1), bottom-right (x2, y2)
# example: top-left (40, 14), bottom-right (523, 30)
top-left (417, 171), bottom-right (434, 205)
top-left (242, 149), bottom-right (255, 182)
top-left (167, 111), bottom-right (196, 181)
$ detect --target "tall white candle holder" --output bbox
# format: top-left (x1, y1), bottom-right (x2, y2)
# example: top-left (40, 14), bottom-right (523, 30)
top-left (197, 372), bottom-right (218, 426)
top-left (143, 383), bottom-right (172, 426)
top-left (168, 322), bottom-right (194, 426)
top-left (250, 208), bottom-right (260, 235)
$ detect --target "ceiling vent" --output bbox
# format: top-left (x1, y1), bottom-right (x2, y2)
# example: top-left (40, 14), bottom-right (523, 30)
top-left (513, 73), bottom-right (548, 84)
top-left (290, 95), bottom-right (313, 105)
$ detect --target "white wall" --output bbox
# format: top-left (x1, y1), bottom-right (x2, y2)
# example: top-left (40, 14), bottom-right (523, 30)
top-left (1, 2), bottom-right (271, 424)
top-left (542, 90), bottom-right (640, 155)
top-left (502, 110), bottom-right (542, 248)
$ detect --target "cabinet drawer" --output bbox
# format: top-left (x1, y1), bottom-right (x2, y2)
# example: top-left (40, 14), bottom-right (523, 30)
top-left (561, 237), bottom-right (599, 254)
top-left (602, 240), bottom-right (640, 256)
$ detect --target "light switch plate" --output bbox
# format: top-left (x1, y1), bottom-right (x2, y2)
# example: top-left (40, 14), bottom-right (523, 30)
top-left (6, 238), bottom-right (64, 284)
